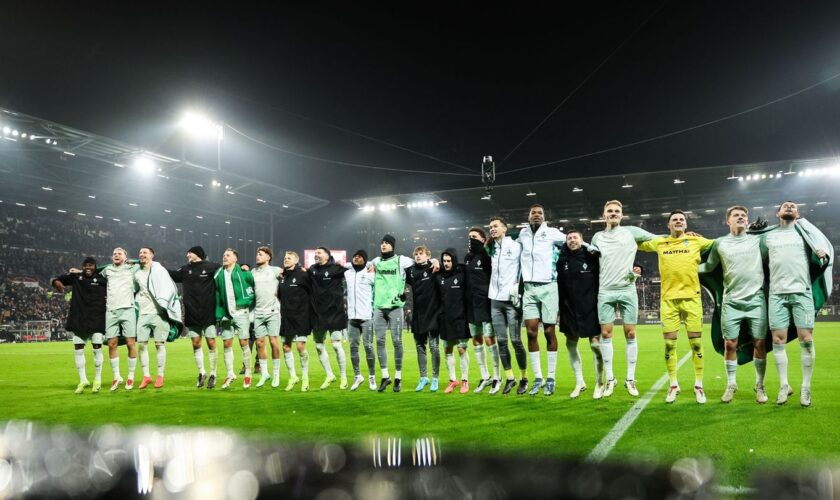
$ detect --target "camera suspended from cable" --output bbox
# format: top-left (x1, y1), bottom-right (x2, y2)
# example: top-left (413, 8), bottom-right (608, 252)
top-left (481, 155), bottom-right (495, 200)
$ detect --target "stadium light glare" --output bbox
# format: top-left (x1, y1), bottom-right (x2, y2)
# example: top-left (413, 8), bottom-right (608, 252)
top-left (133, 156), bottom-right (156, 175)
top-left (164, 209), bottom-right (171, 213)
top-left (761, 174), bottom-right (767, 179)
top-left (11, 130), bottom-right (19, 136)
top-left (621, 182), bottom-right (632, 188)
top-left (481, 194), bottom-right (492, 200)
top-left (41, 186), bottom-right (52, 191)
top-left (180, 111), bottom-right (224, 141)
top-left (88, 194), bottom-right (95, 199)
top-left (816, 201), bottom-right (828, 205)
top-left (129, 202), bottom-right (138, 207)
top-left (37, 206), bottom-right (47, 210)
top-left (57, 209), bottom-right (66, 213)
top-left (196, 215), bottom-right (203, 219)
top-left (673, 178), bottom-right (685, 184)
top-left (21, 133), bottom-right (26, 138)
top-left (2, 126), bottom-right (9, 134)
top-left (113, 218), bottom-right (120, 222)
top-left (526, 191), bottom-right (536, 196)
top-left (572, 186), bottom-right (583, 192)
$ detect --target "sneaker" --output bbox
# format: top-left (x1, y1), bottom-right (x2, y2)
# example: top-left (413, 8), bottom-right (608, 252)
top-left (721, 384), bottom-right (737, 403)
top-left (444, 380), bottom-right (458, 394)
top-left (665, 384), bottom-right (680, 404)
top-left (593, 383), bottom-right (605, 400)
top-left (351, 375), bottom-right (365, 391)
top-left (91, 380), bottom-right (101, 393)
top-left (415, 377), bottom-right (430, 392)
top-left (368, 376), bottom-right (377, 391)
top-left (125, 378), bottom-right (134, 390)
top-left (75, 381), bottom-right (90, 394)
top-left (459, 380), bottom-right (469, 394)
top-left (271, 374), bottom-right (281, 388)
top-left (528, 378), bottom-right (544, 396)
top-left (320, 374), bottom-right (336, 390)
top-left (430, 378), bottom-right (439, 392)
top-left (377, 377), bottom-right (392, 393)
top-left (256, 374), bottom-right (270, 388)
top-left (207, 374), bottom-right (216, 389)
top-left (488, 379), bottom-right (501, 395)
top-left (340, 376), bottom-right (348, 390)
top-left (625, 379), bottom-right (639, 397)
top-left (800, 386), bottom-right (812, 407)
top-left (284, 375), bottom-right (299, 391)
top-left (776, 384), bottom-right (793, 405)
top-left (570, 382), bottom-right (587, 399)
top-left (138, 376), bottom-right (153, 390)
top-left (154, 376), bottom-right (164, 389)
top-left (221, 375), bottom-right (235, 390)
top-left (694, 385), bottom-right (706, 404)
top-left (754, 384), bottom-right (768, 404)
top-left (110, 378), bottom-right (123, 392)
top-left (301, 375), bottom-right (309, 392)
top-left (243, 375), bottom-right (252, 389)
top-left (502, 379), bottom-right (517, 395)
top-left (516, 378), bottom-right (529, 395)
top-left (603, 378), bottom-right (617, 397)
top-left (473, 379), bottom-right (491, 393)
top-left (393, 378), bottom-right (402, 392)
top-left (196, 373), bottom-right (207, 388)
top-left (543, 378), bottom-right (556, 396)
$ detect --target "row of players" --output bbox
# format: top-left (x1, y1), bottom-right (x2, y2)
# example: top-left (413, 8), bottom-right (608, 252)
top-left (55, 200), bottom-right (833, 405)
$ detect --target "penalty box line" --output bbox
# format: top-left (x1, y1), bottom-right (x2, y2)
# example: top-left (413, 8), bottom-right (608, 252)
top-left (586, 351), bottom-right (692, 463)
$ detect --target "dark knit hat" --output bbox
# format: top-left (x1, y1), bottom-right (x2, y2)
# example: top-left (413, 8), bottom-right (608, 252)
top-left (187, 246), bottom-right (206, 260)
top-left (381, 234), bottom-right (396, 248)
top-left (82, 256), bottom-right (97, 266)
top-left (353, 249), bottom-right (368, 263)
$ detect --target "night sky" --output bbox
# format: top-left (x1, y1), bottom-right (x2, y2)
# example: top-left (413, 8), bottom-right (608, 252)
top-left (2, 2), bottom-right (840, 203)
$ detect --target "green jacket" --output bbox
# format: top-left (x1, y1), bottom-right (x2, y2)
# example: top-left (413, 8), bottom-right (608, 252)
top-left (213, 266), bottom-right (255, 320)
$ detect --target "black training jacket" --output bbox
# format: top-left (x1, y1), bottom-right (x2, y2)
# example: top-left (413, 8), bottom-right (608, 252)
top-left (169, 260), bottom-right (221, 328)
top-left (53, 272), bottom-right (107, 334)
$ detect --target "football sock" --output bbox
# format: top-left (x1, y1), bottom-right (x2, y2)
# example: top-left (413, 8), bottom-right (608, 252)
top-left (241, 343), bottom-right (252, 377)
top-left (156, 345), bottom-right (166, 377)
top-left (725, 360), bottom-right (737, 385)
top-left (474, 345), bottom-right (489, 380)
top-left (689, 337), bottom-right (704, 385)
top-left (92, 348), bottom-right (103, 381)
top-left (284, 351), bottom-right (296, 378)
top-left (566, 338), bottom-right (583, 384)
top-left (332, 340), bottom-right (346, 377)
top-left (208, 348), bottom-right (217, 376)
top-left (459, 351), bottom-right (470, 381)
top-left (194, 348), bottom-right (205, 375)
top-left (446, 353), bottom-right (456, 381)
top-left (800, 340), bottom-right (814, 388)
top-left (224, 347), bottom-right (234, 377)
top-left (74, 349), bottom-right (87, 382)
top-left (626, 338), bottom-right (638, 381)
top-left (772, 343), bottom-right (788, 387)
top-left (139, 343), bottom-right (151, 378)
top-left (600, 337), bottom-right (614, 381)
top-left (754, 357), bottom-right (766, 386)
top-left (488, 343), bottom-right (500, 380)
top-left (546, 351), bottom-right (557, 380)
top-left (529, 351), bottom-right (543, 380)
top-left (664, 339), bottom-right (678, 385)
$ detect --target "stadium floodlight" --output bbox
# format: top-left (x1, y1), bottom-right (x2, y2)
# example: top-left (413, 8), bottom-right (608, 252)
top-left (2, 126), bottom-right (9, 134)
top-left (133, 156), bottom-right (156, 175)
top-left (572, 186), bottom-right (583, 192)
top-left (673, 178), bottom-right (685, 184)
top-left (11, 130), bottom-right (18, 136)
top-left (180, 111), bottom-right (224, 141)
top-left (526, 191), bottom-right (536, 196)
top-left (41, 186), bottom-right (52, 191)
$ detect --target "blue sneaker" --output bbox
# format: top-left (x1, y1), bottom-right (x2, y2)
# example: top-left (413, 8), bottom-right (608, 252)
top-left (528, 378), bottom-right (544, 396)
top-left (415, 377), bottom-right (430, 392)
top-left (430, 378), bottom-right (439, 392)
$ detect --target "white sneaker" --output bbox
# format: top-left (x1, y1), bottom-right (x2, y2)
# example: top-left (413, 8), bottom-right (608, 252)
top-left (350, 375), bottom-right (364, 391)
top-left (570, 382), bottom-right (587, 399)
top-left (624, 379), bottom-right (639, 397)
top-left (487, 379), bottom-right (501, 395)
top-left (368, 376), bottom-right (377, 391)
top-left (473, 379), bottom-right (491, 393)
top-left (776, 384), bottom-right (793, 405)
top-left (603, 378), bottom-right (617, 397)
top-left (665, 384), bottom-right (680, 404)
top-left (800, 386), bottom-right (811, 407)
top-left (592, 383), bottom-right (605, 400)
top-left (754, 384), bottom-right (768, 404)
top-left (320, 374), bottom-right (336, 390)
top-left (256, 374), bottom-right (270, 388)
top-left (271, 373), bottom-right (281, 388)
top-left (721, 384), bottom-right (737, 403)
top-left (694, 385), bottom-right (706, 404)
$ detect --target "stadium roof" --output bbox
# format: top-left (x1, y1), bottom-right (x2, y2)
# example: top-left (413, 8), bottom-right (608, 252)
top-left (0, 108), bottom-right (328, 232)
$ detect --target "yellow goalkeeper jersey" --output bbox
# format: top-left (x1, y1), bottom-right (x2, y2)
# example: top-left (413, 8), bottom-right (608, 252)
top-left (637, 235), bottom-right (714, 300)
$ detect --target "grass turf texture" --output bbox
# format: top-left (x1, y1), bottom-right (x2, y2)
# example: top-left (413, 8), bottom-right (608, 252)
top-left (2, 323), bottom-right (839, 488)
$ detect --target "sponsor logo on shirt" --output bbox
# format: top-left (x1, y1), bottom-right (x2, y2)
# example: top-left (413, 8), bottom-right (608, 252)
top-left (663, 249), bottom-right (691, 255)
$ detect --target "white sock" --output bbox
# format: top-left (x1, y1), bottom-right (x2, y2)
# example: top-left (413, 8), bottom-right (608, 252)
top-left (127, 356), bottom-right (137, 379)
top-left (801, 340), bottom-right (815, 388)
top-left (626, 339), bottom-right (638, 381)
top-left (446, 353), bottom-right (456, 381)
top-left (474, 345), bottom-right (489, 380)
top-left (316, 343), bottom-right (333, 377)
top-left (156, 345), bottom-right (166, 377)
top-left (74, 350), bottom-right (87, 382)
top-left (725, 360), bottom-right (737, 385)
top-left (139, 343), bottom-right (151, 377)
top-left (273, 359), bottom-right (281, 378)
top-left (546, 351), bottom-right (558, 380)
top-left (224, 347), bottom-right (234, 377)
top-left (459, 351), bottom-right (470, 381)
top-left (194, 348), bottom-right (206, 375)
top-left (566, 339), bottom-right (583, 384)
top-left (110, 356), bottom-right (121, 380)
top-left (381, 367), bottom-right (390, 379)
top-left (332, 340), bottom-right (346, 377)
top-left (260, 358), bottom-right (269, 377)
top-left (754, 357), bottom-right (766, 386)
top-left (590, 342), bottom-right (604, 385)
top-left (299, 350), bottom-right (309, 376)
top-left (208, 349), bottom-right (217, 376)
top-left (93, 348), bottom-right (103, 381)
top-left (529, 351), bottom-right (543, 380)
top-left (284, 351), bottom-right (297, 378)
top-left (241, 344), bottom-right (252, 377)
top-left (395, 370), bottom-right (402, 379)
top-left (488, 343), bottom-right (500, 380)
top-left (772, 343), bottom-right (788, 387)
top-left (600, 337), bottom-right (614, 380)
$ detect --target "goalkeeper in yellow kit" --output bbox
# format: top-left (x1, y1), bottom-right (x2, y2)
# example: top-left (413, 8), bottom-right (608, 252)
top-left (638, 210), bottom-right (713, 404)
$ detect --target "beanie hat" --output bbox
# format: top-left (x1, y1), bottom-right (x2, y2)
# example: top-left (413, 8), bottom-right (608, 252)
top-left (187, 246), bottom-right (206, 260)
top-left (82, 256), bottom-right (97, 266)
top-left (381, 234), bottom-right (396, 248)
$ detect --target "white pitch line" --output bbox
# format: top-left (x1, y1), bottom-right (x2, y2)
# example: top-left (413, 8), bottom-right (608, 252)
top-left (587, 351), bottom-right (692, 463)
top-left (713, 485), bottom-right (757, 496)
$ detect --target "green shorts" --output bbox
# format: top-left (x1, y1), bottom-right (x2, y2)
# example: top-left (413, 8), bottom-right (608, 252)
top-left (72, 332), bottom-right (104, 345)
top-left (219, 311), bottom-right (251, 340)
top-left (137, 313), bottom-right (169, 343)
top-left (522, 282), bottom-right (559, 324)
top-left (105, 308), bottom-right (136, 339)
top-left (721, 293), bottom-right (767, 341)
top-left (282, 335), bottom-right (309, 345)
top-left (254, 313), bottom-right (280, 338)
top-left (597, 287), bottom-right (638, 325)
top-left (468, 322), bottom-right (494, 337)
top-left (313, 330), bottom-right (343, 343)
top-left (188, 325), bottom-right (217, 339)
top-left (769, 292), bottom-right (814, 331)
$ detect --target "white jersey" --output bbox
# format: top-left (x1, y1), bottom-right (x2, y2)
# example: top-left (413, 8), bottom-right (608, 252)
top-left (518, 223), bottom-right (565, 283)
top-left (488, 236), bottom-right (521, 300)
top-left (346, 266), bottom-right (375, 320)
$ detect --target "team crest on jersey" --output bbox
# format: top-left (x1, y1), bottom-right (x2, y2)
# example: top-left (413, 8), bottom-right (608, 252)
top-left (423, 272), bottom-right (428, 278)
top-left (201, 270), bottom-right (206, 275)
top-left (292, 278), bottom-right (297, 284)
top-left (325, 271), bottom-right (329, 277)
top-left (683, 240), bottom-right (689, 246)
top-left (539, 232), bottom-right (547, 240)
top-left (504, 249), bottom-right (512, 257)
top-left (92, 278), bottom-right (97, 283)
top-left (563, 263), bottom-right (569, 271)
top-left (454, 278), bottom-right (458, 284)
top-left (476, 260), bottom-right (481, 268)
top-left (188, 270), bottom-right (193, 275)
top-left (582, 263), bottom-right (588, 270)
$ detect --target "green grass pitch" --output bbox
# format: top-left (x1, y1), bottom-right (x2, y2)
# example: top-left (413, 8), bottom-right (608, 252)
top-left (2, 323), bottom-right (839, 488)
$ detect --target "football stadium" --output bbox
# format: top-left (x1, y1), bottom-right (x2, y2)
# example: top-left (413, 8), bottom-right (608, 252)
top-left (2, 4), bottom-right (840, 499)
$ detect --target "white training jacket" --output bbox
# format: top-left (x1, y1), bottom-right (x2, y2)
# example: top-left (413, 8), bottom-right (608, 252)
top-left (345, 265), bottom-right (375, 321)
top-left (488, 235), bottom-right (522, 301)
top-left (518, 222), bottom-right (566, 283)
